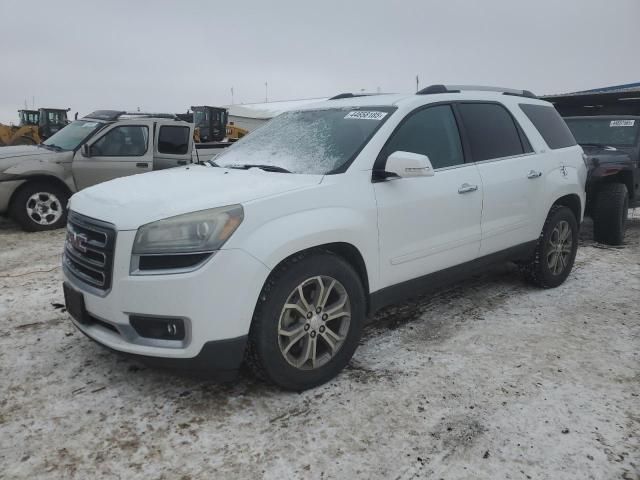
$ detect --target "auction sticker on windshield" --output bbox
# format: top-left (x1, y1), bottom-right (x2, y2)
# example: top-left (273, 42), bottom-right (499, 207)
top-left (610, 120), bottom-right (635, 127)
top-left (345, 111), bottom-right (388, 120)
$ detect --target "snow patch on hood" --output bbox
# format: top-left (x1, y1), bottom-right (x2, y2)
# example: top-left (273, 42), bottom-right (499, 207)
top-left (70, 165), bottom-right (322, 230)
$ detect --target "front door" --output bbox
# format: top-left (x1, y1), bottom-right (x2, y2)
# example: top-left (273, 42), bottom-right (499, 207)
top-left (72, 122), bottom-right (153, 190)
top-left (374, 104), bottom-right (483, 289)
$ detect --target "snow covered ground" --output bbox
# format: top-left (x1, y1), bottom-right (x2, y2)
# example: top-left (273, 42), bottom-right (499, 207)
top-left (0, 213), bottom-right (638, 479)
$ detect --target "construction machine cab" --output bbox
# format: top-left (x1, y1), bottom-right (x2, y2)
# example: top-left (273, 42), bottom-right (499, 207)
top-left (38, 108), bottom-right (70, 139)
top-left (191, 106), bottom-right (228, 142)
top-left (18, 110), bottom-right (39, 126)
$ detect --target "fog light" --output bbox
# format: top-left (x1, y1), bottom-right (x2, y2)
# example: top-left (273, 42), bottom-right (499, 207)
top-left (130, 316), bottom-right (185, 340)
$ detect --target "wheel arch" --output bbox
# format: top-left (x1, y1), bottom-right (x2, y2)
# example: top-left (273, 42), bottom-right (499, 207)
top-left (8, 175), bottom-right (73, 211)
top-left (262, 242), bottom-right (371, 313)
top-left (551, 193), bottom-right (582, 224)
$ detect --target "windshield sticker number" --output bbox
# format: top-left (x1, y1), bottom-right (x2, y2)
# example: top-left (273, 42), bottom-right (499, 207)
top-left (610, 120), bottom-right (635, 127)
top-left (345, 111), bottom-right (387, 121)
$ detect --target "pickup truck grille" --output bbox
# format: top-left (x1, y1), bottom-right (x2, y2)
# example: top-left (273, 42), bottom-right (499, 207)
top-left (63, 211), bottom-right (116, 291)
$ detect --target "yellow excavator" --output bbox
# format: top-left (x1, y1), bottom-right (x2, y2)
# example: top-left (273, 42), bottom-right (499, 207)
top-left (178, 106), bottom-right (248, 143)
top-left (0, 108), bottom-right (70, 146)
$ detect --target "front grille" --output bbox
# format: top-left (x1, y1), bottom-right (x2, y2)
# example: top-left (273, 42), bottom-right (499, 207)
top-left (64, 211), bottom-right (116, 291)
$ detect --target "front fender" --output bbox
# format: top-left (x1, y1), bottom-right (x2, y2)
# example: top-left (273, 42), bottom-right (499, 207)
top-left (236, 207), bottom-right (380, 292)
top-left (3, 159), bottom-right (75, 192)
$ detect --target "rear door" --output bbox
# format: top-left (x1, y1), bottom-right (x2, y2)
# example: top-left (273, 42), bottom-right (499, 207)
top-left (153, 122), bottom-right (194, 169)
top-left (374, 104), bottom-right (483, 288)
top-left (456, 102), bottom-right (545, 256)
top-left (72, 121), bottom-right (153, 190)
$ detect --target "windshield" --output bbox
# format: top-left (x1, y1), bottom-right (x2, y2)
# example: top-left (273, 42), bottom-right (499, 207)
top-left (194, 110), bottom-right (209, 128)
top-left (214, 107), bottom-right (395, 174)
top-left (565, 118), bottom-right (640, 147)
top-left (43, 120), bottom-right (104, 150)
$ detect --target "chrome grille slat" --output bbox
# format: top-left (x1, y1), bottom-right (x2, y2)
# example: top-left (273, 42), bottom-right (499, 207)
top-left (63, 211), bottom-right (116, 291)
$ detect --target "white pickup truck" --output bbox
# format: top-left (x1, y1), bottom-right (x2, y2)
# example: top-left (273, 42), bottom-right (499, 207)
top-left (0, 110), bottom-right (222, 231)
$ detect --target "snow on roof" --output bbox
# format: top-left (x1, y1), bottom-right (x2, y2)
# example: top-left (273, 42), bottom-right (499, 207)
top-left (226, 98), bottom-right (329, 120)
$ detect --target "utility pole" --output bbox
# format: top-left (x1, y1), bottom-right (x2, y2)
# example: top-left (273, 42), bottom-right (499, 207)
top-left (265, 82), bottom-right (268, 103)
top-left (416, 75), bottom-right (419, 93)
top-left (231, 87), bottom-right (234, 105)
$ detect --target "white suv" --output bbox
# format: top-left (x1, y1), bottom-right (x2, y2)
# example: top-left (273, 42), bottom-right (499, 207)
top-left (63, 85), bottom-right (587, 390)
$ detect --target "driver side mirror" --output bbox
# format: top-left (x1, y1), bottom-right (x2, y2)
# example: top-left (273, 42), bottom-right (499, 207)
top-left (374, 151), bottom-right (435, 181)
top-left (82, 143), bottom-right (91, 158)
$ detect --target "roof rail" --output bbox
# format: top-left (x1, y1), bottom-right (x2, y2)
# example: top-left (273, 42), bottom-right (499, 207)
top-left (417, 84), bottom-right (536, 99)
top-left (83, 110), bottom-right (181, 121)
top-left (121, 112), bottom-right (180, 119)
top-left (84, 110), bottom-right (126, 121)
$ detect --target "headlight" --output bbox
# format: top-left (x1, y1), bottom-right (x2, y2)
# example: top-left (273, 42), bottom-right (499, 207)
top-left (132, 205), bottom-right (244, 255)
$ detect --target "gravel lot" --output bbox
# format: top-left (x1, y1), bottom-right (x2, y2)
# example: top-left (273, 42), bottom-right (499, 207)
top-left (1, 213), bottom-right (638, 480)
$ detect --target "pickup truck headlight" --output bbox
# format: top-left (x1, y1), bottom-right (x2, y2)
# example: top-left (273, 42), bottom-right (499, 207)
top-left (133, 205), bottom-right (244, 255)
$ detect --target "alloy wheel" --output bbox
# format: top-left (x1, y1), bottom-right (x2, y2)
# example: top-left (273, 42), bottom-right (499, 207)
top-left (277, 275), bottom-right (351, 370)
top-left (25, 192), bottom-right (63, 226)
top-left (547, 220), bottom-right (573, 275)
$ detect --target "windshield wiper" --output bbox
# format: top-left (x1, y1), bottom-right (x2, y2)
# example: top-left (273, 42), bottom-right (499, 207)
top-left (41, 143), bottom-right (63, 151)
top-left (225, 163), bottom-right (292, 173)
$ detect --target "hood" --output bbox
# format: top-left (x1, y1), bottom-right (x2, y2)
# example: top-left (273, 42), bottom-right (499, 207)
top-left (0, 145), bottom-right (65, 173)
top-left (70, 165), bottom-right (323, 230)
top-left (0, 145), bottom-right (51, 160)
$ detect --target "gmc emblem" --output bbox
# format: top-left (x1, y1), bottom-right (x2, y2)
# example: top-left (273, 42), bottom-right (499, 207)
top-left (68, 230), bottom-right (88, 253)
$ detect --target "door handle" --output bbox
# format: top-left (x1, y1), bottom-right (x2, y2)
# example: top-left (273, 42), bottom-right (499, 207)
top-left (458, 183), bottom-right (478, 194)
top-left (136, 162), bottom-right (148, 168)
top-left (527, 170), bottom-right (542, 179)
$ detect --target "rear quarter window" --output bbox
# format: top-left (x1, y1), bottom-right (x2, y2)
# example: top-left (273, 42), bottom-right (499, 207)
top-left (519, 104), bottom-right (577, 149)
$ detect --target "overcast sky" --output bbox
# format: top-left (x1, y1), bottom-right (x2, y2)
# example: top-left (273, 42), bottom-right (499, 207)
top-left (1, 0), bottom-right (639, 124)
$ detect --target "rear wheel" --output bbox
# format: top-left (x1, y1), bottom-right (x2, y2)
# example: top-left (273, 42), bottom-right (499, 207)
top-left (521, 205), bottom-right (578, 288)
top-left (245, 251), bottom-right (365, 391)
top-left (593, 183), bottom-right (628, 245)
top-left (10, 182), bottom-right (69, 231)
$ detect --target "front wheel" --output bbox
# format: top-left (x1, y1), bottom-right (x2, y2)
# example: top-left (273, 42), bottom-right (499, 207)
top-left (521, 205), bottom-right (579, 288)
top-left (10, 182), bottom-right (69, 231)
top-left (245, 251), bottom-right (365, 391)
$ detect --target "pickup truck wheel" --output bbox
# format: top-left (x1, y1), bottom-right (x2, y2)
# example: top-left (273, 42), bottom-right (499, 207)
top-left (593, 183), bottom-right (628, 245)
top-left (10, 182), bottom-right (69, 232)
top-left (245, 251), bottom-right (365, 391)
top-left (521, 205), bottom-right (578, 288)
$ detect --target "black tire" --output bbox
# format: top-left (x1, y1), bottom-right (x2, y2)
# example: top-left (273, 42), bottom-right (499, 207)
top-left (10, 181), bottom-right (69, 232)
top-left (592, 183), bottom-right (628, 246)
top-left (521, 205), bottom-right (579, 288)
top-left (245, 250), bottom-right (365, 391)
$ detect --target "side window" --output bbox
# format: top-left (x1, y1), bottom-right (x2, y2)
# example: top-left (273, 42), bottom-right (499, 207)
top-left (458, 103), bottom-right (525, 161)
top-left (519, 104), bottom-right (577, 149)
top-left (158, 126), bottom-right (190, 155)
top-left (385, 105), bottom-right (464, 169)
top-left (91, 125), bottom-right (148, 157)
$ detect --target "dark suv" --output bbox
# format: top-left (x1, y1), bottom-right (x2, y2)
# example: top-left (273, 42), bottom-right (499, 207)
top-left (564, 116), bottom-right (639, 244)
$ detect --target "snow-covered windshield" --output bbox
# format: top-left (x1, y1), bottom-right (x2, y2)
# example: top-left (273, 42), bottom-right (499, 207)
top-left (43, 120), bottom-right (104, 151)
top-left (565, 118), bottom-right (640, 147)
top-left (213, 107), bottom-right (395, 174)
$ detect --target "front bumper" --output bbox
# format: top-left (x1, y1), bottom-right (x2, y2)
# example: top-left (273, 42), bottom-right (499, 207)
top-left (63, 229), bottom-right (271, 372)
